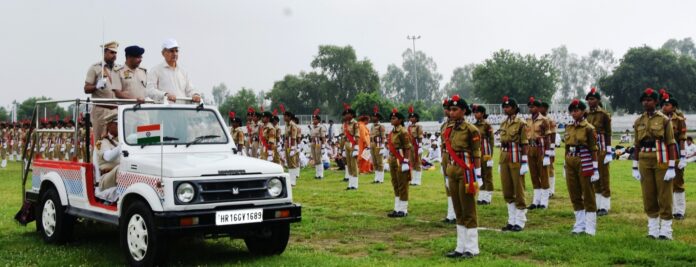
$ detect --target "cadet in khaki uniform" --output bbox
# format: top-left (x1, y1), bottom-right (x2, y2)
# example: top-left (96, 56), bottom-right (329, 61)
top-left (96, 112), bottom-right (120, 191)
top-left (659, 90), bottom-right (688, 220)
top-left (0, 122), bottom-right (6, 168)
top-left (498, 96), bottom-right (530, 232)
top-left (84, 41), bottom-right (122, 140)
top-left (564, 99), bottom-right (600, 235)
top-left (259, 111), bottom-right (276, 163)
top-left (114, 46), bottom-right (147, 102)
top-left (632, 88), bottom-right (677, 240)
top-left (273, 114), bottom-right (283, 165)
top-left (229, 112), bottom-right (245, 156)
top-left (370, 107), bottom-right (387, 183)
top-left (539, 101), bottom-right (558, 197)
top-left (526, 97), bottom-right (552, 210)
top-left (444, 95), bottom-right (482, 259)
top-left (342, 104), bottom-right (361, 190)
top-left (440, 98), bottom-right (456, 223)
top-left (283, 107), bottom-right (301, 186)
top-left (585, 87), bottom-right (614, 216)
top-left (311, 109), bottom-right (327, 179)
top-left (473, 104), bottom-right (494, 205)
top-left (245, 108), bottom-right (258, 157)
top-left (408, 106), bottom-right (424, 186)
top-left (386, 108), bottom-right (413, 217)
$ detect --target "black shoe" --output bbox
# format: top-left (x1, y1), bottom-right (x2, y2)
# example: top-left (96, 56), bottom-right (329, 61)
top-left (476, 200), bottom-right (482, 205)
top-left (511, 225), bottom-right (523, 232)
top-left (461, 252), bottom-right (475, 259)
top-left (537, 205), bottom-right (547, 210)
top-left (597, 209), bottom-right (608, 216)
top-left (658, 235), bottom-right (671, 240)
top-left (502, 224), bottom-right (514, 231)
top-left (647, 235), bottom-right (657, 239)
top-left (528, 204), bottom-right (538, 210)
top-left (343, 178), bottom-right (349, 181)
top-left (372, 181), bottom-right (379, 184)
top-left (571, 231), bottom-right (582, 235)
top-left (441, 218), bottom-right (456, 224)
top-left (387, 210), bottom-right (399, 217)
top-left (446, 251), bottom-right (463, 258)
top-left (345, 187), bottom-right (357, 190)
top-left (674, 214), bottom-right (685, 220)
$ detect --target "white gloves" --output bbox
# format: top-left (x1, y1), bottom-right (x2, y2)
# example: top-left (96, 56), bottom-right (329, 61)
top-left (418, 147), bottom-right (424, 155)
top-left (520, 155), bottom-right (529, 175)
top-left (380, 148), bottom-right (388, 157)
top-left (341, 151), bottom-right (346, 158)
top-left (444, 176), bottom-right (449, 190)
top-left (289, 148), bottom-right (296, 157)
top-left (679, 151), bottom-right (687, 170)
top-left (351, 149), bottom-right (358, 158)
top-left (632, 160), bottom-right (641, 181)
top-left (543, 154), bottom-right (551, 166)
top-left (401, 160), bottom-right (410, 172)
top-left (591, 161), bottom-right (599, 182)
top-left (96, 78), bottom-right (107, 90)
top-left (604, 146), bottom-right (613, 164)
top-left (475, 168), bottom-right (482, 185)
top-left (664, 160), bottom-right (676, 181)
top-left (267, 151), bottom-right (274, 161)
top-left (486, 160), bottom-right (494, 167)
top-left (353, 145), bottom-right (359, 151)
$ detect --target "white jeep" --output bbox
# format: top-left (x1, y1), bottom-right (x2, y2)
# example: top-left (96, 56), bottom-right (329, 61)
top-left (17, 99), bottom-right (301, 266)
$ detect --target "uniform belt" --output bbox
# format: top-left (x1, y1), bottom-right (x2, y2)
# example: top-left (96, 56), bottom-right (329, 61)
top-left (640, 139), bottom-right (656, 147)
top-left (528, 139), bottom-right (542, 147)
top-left (95, 105), bottom-right (117, 110)
top-left (640, 147), bottom-right (656, 152)
top-left (565, 145), bottom-right (587, 156)
top-left (448, 151), bottom-right (471, 165)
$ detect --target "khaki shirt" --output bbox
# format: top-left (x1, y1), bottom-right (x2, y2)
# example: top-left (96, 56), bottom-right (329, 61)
top-left (262, 122), bottom-right (276, 147)
top-left (116, 65), bottom-right (148, 99)
top-left (389, 125), bottom-right (412, 157)
top-left (563, 120), bottom-right (598, 151)
top-left (633, 111), bottom-right (676, 148)
top-left (446, 120), bottom-right (482, 158)
top-left (475, 119), bottom-right (494, 157)
top-left (285, 121), bottom-right (300, 148)
top-left (586, 107), bottom-right (612, 136)
top-left (526, 114), bottom-right (550, 141)
top-left (408, 123), bottom-right (424, 143)
top-left (85, 62), bottom-right (121, 99)
top-left (499, 115), bottom-right (529, 144)
top-left (343, 120), bottom-right (359, 149)
top-left (96, 135), bottom-right (119, 171)
top-left (232, 127), bottom-right (245, 146)
top-left (311, 124), bottom-right (327, 144)
top-left (667, 113), bottom-right (687, 142)
top-left (370, 123), bottom-right (386, 145)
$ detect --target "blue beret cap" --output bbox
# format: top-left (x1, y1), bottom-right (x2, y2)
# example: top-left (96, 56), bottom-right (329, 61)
top-left (125, 45), bottom-right (145, 57)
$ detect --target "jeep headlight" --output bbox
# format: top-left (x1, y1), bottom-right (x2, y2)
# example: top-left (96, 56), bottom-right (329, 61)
top-left (267, 178), bottom-right (283, 197)
top-left (176, 182), bottom-right (196, 203)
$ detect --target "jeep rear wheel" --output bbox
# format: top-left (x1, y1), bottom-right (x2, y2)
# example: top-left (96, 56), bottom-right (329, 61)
top-left (244, 223), bottom-right (290, 255)
top-left (120, 201), bottom-right (167, 267)
top-left (36, 187), bottom-right (74, 243)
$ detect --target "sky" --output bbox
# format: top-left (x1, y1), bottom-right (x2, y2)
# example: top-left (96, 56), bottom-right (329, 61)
top-left (1, 0), bottom-right (695, 110)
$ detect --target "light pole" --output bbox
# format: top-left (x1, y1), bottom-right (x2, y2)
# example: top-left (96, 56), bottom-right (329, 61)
top-left (407, 35), bottom-right (421, 102)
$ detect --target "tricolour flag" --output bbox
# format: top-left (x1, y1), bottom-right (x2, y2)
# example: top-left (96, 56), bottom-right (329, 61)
top-left (137, 124), bottom-right (162, 145)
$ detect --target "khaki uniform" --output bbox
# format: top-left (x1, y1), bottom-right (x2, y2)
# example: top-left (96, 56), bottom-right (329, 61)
top-left (388, 125), bottom-right (413, 202)
top-left (285, 121), bottom-right (301, 169)
top-left (0, 127), bottom-right (6, 163)
top-left (441, 121), bottom-right (451, 197)
top-left (445, 120), bottom-right (481, 228)
top-left (116, 65), bottom-right (148, 99)
top-left (246, 121), bottom-right (260, 158)
top-left (232, 127), bottom-right (245, 154)
top-left (547, 116), bottom-right (557, 180)
top-left (525, 114), bottom-right (550, 190)
top-left (311, 124), bottom-right (327, 166)
top-left (408, 123), bottom-right (424, 171)
top-left (370, 123), bottom-right (386, 172)
top-left (274, 124), bottom-right (283, 165)
top-left (634, 111), bottom-right (675, 220)
top-left (499, 115), bottom-right (529, 209)
top-left (343, 120), bottom-right (360, 178)
top-left (475, 119), bottom-right (494, 192)
top-left (563, 120), bottom-right (598, 212)
top-left (85, 62), bottom-right (121, 139)
top-left (259, 122), bottom-right (276, 162)
top-left (96, 135), bottom-right (120, 191)
top-left (586, 107), bottom-right (612, 199)
top-left (668, 113), bottom-right (687, 193)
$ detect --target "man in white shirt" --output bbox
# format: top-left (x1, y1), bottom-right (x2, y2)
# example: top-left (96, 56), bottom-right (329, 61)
top-left (147, 38), bottom-right (201, 103)
top-left (686, 136), bottom-right (696, 163)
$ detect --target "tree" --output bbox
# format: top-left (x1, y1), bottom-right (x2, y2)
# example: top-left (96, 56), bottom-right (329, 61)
top-left (211, 83), bottom-right (230, 105)
top-left (662, 38), bottom-right (696, 59)
top-left (218, 88), bottom-right (259, 120)
top-left (311, 45), bottom-right (380, 114)
top-left (350, 92), bottom-right (394, 121)
top-left (550, 46), bottom-right (616, 104)
top-left (472, 49), bottom-right (558, 104)
top-left (0, 107), bottom-right (7, 122)
top-left (381, 49), bottom-right (443, 104)
top-left (266, 72), bottom-right (331, 114)
top-left (599, 46), bottom-right (696, 113)
top-left (17, 97), bottom-right (67, 121)
top-left (443, 64), bottom-right (477, 101)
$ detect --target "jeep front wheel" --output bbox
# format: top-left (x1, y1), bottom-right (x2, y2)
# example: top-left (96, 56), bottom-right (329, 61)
top-left (120, 201), bottom-right (167, 267)
top-left (244, 223), bottom-right (290, 255)
top-left (36, 186), bottom-right (74, 243)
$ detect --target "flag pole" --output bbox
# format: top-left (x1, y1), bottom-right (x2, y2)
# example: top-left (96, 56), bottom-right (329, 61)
top-left (160, 121), bottom-right (164, 182)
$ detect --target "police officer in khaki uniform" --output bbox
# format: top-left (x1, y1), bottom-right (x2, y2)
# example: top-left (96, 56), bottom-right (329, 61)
top-left (408, 106), bottom-right (424, 186)
top-left (370, 107), bottom-right (387, 183)
top-left (96, 112), bottom-right (120, 191)
top-left (245, 107), bottom-right (259, 157)
top-left (526, 97), bottom-right (552, 210)
top-left (659, 90), bottom-right (688, 220)
top-left (473, 104), bottom-right (494, 205)
top-left (632, 88), bottom-right (677, 240)
top-left (114, 46), bottom-right (147, 102)
top-left (311, 109), bottom-right (327, 179)
top-left (259, 111), bottom-right (276, 163)
top-left (283, 106), bottom-right (301, 186)
top-left (444, 95), bottom-right (482, 258)
top-left (386, 108), bottom-right (413, 217)
top-left (564, 99), bottom-right (600, 235)
top-left (585, 87), bottom-right (614, 216)
top-left (84, 41), bottom-right (121, 140)
top-left (498, 96), bottom-right (530, 232)
top-left (342, 104), bottom-right (361, 190)
top-left (539, 101), bottom-right (558, 197)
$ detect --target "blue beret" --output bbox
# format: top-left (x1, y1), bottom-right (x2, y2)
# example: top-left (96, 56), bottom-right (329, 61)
top-left (125, 45), bottom-right (145, 57)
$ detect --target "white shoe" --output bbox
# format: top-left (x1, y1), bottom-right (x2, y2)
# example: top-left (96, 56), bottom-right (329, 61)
top-left (465, 227), bottom-right (480, 255)
top-left (1, 159), bottom-right (6, 168)
top-left (585, 212), bottom-right (597, 236)
top-left (447, 197), bottom-right (456, 220)
top-left (572, 210), bottom-right (586, 234)
top-left (659, 219), bottom-right (673, 240)
top-left (455, 225), bottom-right (466, 253)
top-left (515, 208), bottom-right (528, 228)
top-left (648, 218), bottom-right (660, 238)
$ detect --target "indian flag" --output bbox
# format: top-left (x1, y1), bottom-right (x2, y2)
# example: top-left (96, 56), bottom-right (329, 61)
top-left (137, 124), bottom-right (162, 145)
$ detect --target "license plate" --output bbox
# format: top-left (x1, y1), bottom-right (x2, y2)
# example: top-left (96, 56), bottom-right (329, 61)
top-left (215, 209), bottom-right (263, 226)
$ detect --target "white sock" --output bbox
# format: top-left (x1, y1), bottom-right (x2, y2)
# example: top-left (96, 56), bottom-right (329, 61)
top-left (447, 197), bottom-right (456, 220)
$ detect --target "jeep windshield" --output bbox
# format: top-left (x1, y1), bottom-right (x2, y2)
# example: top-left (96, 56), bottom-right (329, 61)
top-left (122, 108), bottom-right (228, 146)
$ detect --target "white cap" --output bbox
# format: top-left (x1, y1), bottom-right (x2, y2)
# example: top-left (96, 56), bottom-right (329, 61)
top-left (162, 38), bottom-right (179, 49)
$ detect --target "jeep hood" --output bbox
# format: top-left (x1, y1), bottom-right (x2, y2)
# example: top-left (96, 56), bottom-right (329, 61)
top-left (123, 152), bottom-right (284, 177)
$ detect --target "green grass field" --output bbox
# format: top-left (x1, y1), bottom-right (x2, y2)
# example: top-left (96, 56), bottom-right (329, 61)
top-left (2, 147), bottom-right (696, 266)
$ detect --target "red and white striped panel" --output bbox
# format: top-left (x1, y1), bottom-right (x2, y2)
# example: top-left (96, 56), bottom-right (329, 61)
top-left (116, 171), bottom-right (164, 198)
